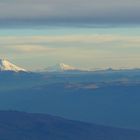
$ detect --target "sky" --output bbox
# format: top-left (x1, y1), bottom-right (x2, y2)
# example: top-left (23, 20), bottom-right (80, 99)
top-left (0, 0), bottom-right (140, 70)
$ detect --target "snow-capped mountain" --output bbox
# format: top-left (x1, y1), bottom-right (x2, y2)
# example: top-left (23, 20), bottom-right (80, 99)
top-left (46, 63), bottom-right (81, 72)
top-left (0, 59), bottom-right (27, 72)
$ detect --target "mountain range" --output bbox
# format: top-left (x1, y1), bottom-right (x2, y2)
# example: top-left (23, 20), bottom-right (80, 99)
top-left (1, 59), bottom-right (140, 132)
top-left (0, 59), bottom-right (140, 73)
top-left (0, 59), bottom-right (83, 72)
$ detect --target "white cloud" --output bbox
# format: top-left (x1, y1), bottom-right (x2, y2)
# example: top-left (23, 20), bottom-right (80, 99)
top-left (0, 35), bottom-right (140, 47)
top-left (0, 44), bottom-right (52, 54)
top-left (0, 34), bottom-right (140, 70)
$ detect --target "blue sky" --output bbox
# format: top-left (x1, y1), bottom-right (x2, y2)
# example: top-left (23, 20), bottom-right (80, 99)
top-left (0, 0), bottom-right (140, 70)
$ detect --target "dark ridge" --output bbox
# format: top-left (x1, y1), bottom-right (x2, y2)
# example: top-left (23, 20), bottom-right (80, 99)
top-left (0, 111), bottom-right (140, 140)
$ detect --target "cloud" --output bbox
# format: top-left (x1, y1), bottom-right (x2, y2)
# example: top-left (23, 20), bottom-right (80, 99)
top-left (0, 34), bottom-right (140, 58)
top-left (0, 33), bottom-right (140, 70)
top-left (0, 35), bottom-right (140, 47)
top-left (12, 45), bottom-right (52, 53)
top-left (0, 44), bottom-right (52, 54)
top-left (0, 0), bottom-right (140, 26)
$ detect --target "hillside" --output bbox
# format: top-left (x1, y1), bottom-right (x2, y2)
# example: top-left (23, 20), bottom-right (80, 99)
top-left (0, 111), bottom-right (140, 140)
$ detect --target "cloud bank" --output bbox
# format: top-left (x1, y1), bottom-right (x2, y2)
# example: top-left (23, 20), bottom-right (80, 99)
top-left (0, 0), bottom-right (140, 26)
top-left (0, 33), bottom-right (140, 70)
top-left (0, 34), bottom-right (140, 55)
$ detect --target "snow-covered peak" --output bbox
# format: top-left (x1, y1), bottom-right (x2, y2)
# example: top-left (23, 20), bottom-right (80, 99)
top-left (0, 59), bottom-right (27, 72)
top-left (58, 63), bottom-right (76, 71)
top-left (46, 63), bottom-right (79, 72)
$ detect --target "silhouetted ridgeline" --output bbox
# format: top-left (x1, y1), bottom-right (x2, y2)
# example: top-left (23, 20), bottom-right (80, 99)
top-left (0, 111), bottom-right (140, 140)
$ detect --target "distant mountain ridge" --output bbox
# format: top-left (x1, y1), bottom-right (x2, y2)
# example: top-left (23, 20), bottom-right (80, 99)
top-left (0, 59), bottom-right (27, 72)
top-left (0, 59), bottom-right (140, 73)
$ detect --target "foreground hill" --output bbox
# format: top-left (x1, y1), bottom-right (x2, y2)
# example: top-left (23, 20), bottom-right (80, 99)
top-left (0, 111), bottom-right (140, 140)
